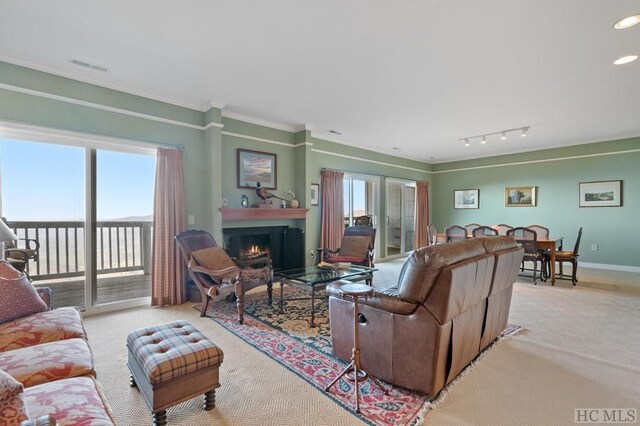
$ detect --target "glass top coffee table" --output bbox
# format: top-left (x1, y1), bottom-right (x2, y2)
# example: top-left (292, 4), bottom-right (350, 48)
top-left (274, 265), bottom-right (377, 328)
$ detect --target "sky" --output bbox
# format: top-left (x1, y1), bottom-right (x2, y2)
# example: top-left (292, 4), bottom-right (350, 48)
top-left (0, 139), bottom-right (155, 221)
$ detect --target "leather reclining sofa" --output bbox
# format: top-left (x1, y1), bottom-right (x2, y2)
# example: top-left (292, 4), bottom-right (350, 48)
top-left (327, 236), bottom-right (524, 396)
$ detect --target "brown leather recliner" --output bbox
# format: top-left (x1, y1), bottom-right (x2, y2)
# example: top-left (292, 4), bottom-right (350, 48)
top-left (327, 236), bottom-right (523, 396)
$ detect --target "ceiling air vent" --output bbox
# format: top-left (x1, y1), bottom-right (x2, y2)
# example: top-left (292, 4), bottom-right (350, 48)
top-left (69, 58), bottom-right (108, 73)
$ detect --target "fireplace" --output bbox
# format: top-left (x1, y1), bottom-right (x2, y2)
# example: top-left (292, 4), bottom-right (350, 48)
top-left (223, 226), bottom-right (304, 271)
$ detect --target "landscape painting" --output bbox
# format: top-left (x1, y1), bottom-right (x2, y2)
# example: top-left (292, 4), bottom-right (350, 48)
top-left (454, 189), bottom-right (479, 209)
top-left (505, 186), bottom-right (537, 207)
top-left (579, 180), bottom-right (622, 207)
top-left (237, 149), bottom-right (277, 189)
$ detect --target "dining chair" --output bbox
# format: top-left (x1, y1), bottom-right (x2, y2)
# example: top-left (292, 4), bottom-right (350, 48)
top-left (464, 223), bottom-right (481, 234)
top-left (472, 226), bottom-right (498, 237)
top-left (444, 225), bottom-right (467, 242)
top-left (494, 224), bottom-right (513, 235)
top-left (426, 223), bottom-right (437, 246)
top-left (545, 227), bottom-right (582, 285)
top-left (527, 225), bottom-right (549, 238)
top-left (507, 227), bottom-right (545, 284)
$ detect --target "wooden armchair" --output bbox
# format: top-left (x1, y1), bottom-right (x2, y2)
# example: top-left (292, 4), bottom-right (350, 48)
top-left (317, 226), bottom-right (376, 284)
top-left (175, 230), bottom-right (272, 324)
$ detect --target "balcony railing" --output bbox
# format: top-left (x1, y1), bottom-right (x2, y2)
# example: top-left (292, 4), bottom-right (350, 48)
top-left (6, 220), bottom-right (152, 281)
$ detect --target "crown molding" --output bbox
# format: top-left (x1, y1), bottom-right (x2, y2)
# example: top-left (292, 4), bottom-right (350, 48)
top-left (0, 54), bottom-right (214, 112)
top-left (221, 110), bottom-right (298, 133)
top-left (204, 100), bottom-right (226, 111)
top-left (0, 82), bottom-right (225, 130)
top-left (310, 148), bottom-right (427, 173)
top-left (222, 131), bottom-right (311, 148)
top-left (310, 130), bottom-right (432, 166)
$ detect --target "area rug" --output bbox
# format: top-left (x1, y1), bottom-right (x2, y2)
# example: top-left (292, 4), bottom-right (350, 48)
top-left (203, 288), bottom-right (522, 426)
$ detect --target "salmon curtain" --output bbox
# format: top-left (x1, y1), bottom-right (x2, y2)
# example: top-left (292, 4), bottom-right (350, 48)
top-left (320, 169), bottom-right (345, 250)
top-left (414, 181), bottom-right (430, 249)
top-left (151, 147), bottom-right (187, 306)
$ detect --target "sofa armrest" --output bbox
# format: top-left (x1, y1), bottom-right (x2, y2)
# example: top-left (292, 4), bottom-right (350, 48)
top-left (36, 287), bottom-right (53, 310)
top-left (327, 281), bottom-right (417, 315)
top-left (21, 415), bottom-right (57, 426)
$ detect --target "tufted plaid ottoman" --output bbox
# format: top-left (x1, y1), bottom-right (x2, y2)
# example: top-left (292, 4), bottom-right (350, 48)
top-left (127, 320), bottom-right (224, 425)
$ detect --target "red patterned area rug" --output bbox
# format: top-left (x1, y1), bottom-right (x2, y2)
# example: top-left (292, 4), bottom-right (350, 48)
top-left (203, 288), bottom-right (522, 426)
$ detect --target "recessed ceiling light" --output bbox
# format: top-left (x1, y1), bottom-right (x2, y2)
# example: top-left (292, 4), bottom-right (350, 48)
top-left (614, 14), bottom-right (640, 29)
top-left (614, 55), bottom-right (638, 65)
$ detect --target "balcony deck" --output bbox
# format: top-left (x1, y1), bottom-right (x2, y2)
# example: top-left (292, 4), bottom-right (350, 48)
top-left (36, 273), bottom-right (151, 310)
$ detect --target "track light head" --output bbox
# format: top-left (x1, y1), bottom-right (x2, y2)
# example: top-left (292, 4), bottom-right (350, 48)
top-left (481, 136), bottom-right (487, 144)
top-left (464, 139), bottom-right (470, 147)
top-left (501, 132), bottom-right (507, 140)
top-left (521, 127), bottom-right (528, 137)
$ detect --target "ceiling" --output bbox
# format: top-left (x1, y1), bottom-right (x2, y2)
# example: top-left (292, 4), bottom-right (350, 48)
top-left (1, 1), bottom-right (639, 163)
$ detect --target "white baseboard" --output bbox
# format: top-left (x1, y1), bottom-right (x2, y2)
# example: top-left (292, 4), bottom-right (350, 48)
top-left (580, 262), bottom-right (640, 273)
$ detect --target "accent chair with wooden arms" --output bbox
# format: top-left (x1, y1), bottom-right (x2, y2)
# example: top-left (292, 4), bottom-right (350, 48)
top-left (317, 225), bottom-right (376, 284)
top-left (444, 225), bottom-right (467, 242)
top-left (175, 230), bottom-right (272, 324)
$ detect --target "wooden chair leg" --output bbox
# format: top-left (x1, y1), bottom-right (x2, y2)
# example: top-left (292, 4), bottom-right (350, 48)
top-left (572, 260), bottom-right (578, 285)
top-left (532, 260), bottom-right (538, 285)
top-left (200, 295), bottom-right (211, 317)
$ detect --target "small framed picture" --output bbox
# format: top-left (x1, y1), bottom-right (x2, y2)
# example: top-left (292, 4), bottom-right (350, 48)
top-left (237, 149), bottom-right (277, 189)
top-left (505, 186), bottom-right (537, 207)
top-left (454, 189), bottom-right (479, 209)
top-left (310, 183), bottom-right (319, 206)
top-left (579, 180), bottom-right (622, 207)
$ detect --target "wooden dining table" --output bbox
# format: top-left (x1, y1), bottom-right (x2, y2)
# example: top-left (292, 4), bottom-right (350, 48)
top-left (433, 234), bottom-right (564, 285)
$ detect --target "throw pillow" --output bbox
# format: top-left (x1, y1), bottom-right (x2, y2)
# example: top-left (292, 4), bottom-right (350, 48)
top-left (0, 261), bottom-right (22, 280)
top-left (0, 369), bottom-right (28, 424)
top-left (339, 236), bottom-right (372, 258)
top-left (191, 247), bottom-right (236, 271)
top-left (0, 272), bottom-right (48, 324)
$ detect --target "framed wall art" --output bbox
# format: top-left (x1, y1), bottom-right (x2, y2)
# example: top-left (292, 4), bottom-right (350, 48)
top-left (454, 189), bottom-right (479, 209)
top-left (237, 149), bottom-right (277, 189)
top-left (310, 183), bottom-right (319, 206)
top-left (505, 186), bottom-right (537, 207)
top-left (579, 180), bottom-right (622, 207)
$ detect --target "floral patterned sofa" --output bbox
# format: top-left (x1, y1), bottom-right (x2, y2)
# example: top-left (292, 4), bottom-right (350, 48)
top-left (0, 261), bottom-right (115, 425)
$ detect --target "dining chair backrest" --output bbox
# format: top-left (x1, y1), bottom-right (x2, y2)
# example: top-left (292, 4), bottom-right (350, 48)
top-left (426, 223), bottom-right (437, 246)
top-left (472, 226), bottom-right (498, 237)
top-left (464, 223), bottom-right (481, 233)
top-left (527, 225), bottom-right (549, 239)
top-left (507, 227), bottom-right (538, 254)
top-left (494, 224), bottom-right (513, 235)
top-left (572, 227), bottom-right (583, 256)
top-left (445, 225), bottom-right (467, 242)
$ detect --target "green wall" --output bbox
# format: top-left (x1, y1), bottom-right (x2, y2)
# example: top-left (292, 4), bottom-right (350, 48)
top-left (431, 138), bottom-right (640, 267)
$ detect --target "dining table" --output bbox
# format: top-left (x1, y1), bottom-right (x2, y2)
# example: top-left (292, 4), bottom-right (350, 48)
top-left (433, 233), bottom-right (564, 285)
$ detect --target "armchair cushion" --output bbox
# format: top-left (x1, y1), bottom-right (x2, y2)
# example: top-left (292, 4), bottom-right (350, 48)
top-left (0, 369), bottom-right (28, 425)
top-left (191, 247), bottom-right (236, 271)
top-left (337, 236), bottom-right (371, 258)
top-left (0, 271), bottom-right (48, 324)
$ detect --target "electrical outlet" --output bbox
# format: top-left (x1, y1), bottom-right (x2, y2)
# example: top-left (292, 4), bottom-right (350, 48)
top-left (188, 215), bottom-right (195, 225)
top-left (309, 250), bottom-right (315, 257)
top-left (591, 244), bottom-right (598, 251)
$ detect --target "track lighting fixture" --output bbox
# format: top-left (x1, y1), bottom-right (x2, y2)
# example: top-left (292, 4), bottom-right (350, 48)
top-left (459, 126), bottom-right (530, 147)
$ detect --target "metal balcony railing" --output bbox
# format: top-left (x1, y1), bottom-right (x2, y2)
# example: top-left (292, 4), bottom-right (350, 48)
top-left (6, 220), bottom-right (152, 281)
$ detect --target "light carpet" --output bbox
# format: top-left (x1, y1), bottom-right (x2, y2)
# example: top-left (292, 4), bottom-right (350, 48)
top-left (82, 262), bottom-right (640, 425)
top-left (201, 286), bottom-right (522, 425)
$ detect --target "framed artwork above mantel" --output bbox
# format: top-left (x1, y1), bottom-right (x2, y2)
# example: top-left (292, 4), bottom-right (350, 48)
top-left (237, 149), bottom-right (277, 189)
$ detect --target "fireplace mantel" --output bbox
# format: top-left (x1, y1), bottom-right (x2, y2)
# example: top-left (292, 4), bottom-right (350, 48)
top-left (219, 208), bottom-right (309, 221)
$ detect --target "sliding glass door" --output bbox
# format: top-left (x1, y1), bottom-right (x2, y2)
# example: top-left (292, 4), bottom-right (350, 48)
top-left (0, 137), bottom-right (155, 311)
top-left (95, 149), bottom-right (154, 305)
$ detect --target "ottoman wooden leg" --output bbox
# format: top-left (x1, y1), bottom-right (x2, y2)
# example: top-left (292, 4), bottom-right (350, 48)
top-left (204, 389), bottom-right (216, 410)
top-left (130, 373), bottom-right (137, 388)
top-left (153, 410), bottom-right (167, 426)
